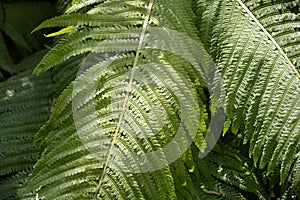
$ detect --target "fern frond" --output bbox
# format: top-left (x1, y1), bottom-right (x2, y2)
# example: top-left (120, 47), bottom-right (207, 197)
top-left (23, 44), bottom-right (210, 198)
top-left (96, 0), bottom-right (154, 194)
top-left (236, 0), bottom-right (299, 77)
top-left (212, 180), bottom-right (246, 200)
top-left (33, 32), bottom-right (141, 74)
top-left (66, 0), bottom-right (109, 13)
top-left (32, 14), bottom-right (144, 33)
top-left (0, 70), bottom-right (53, 199)
top-left (0, 170), bottom-right (31, 199)
top-left (18, 0), bottom-right (300, 199)
top-left (207, 145), bottom-right (269, 199)
top-left (0, 70), bottom-right (52, 175)
top-left (244, 0), bottom-right (300, 69)
top-left (291, 152), bottom-right (300, 196)
top-left (197, 0), bottom-right (300, 189)
top-left (32, 1), bottom-right (152, 74)
top-left (32, 0), bottom-right (202, 75)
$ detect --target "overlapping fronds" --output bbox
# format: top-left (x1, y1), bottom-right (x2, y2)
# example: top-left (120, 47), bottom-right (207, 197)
top-left (2, 0), bottom-right (298, 199)
top-left (197, 0), bottom-right (300, 194)
top-left (22, 48), bottom-right (209, 200)
top-left (20, 1), bottom-right (212, 199)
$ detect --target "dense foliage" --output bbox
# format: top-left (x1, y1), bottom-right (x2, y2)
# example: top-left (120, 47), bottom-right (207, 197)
top-left (0, 0), bottom-right (299, 199)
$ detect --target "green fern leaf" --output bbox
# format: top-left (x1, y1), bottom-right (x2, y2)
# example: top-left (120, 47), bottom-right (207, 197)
top-left (0, 70), bottom-right (53, 199)
top-left (16, 0), bottom-right (300, 199)
top-left (197, 0), bottom-right (300, 188)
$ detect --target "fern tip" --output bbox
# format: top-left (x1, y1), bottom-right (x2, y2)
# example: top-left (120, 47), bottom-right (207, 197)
top-left (32, 66), bottom-right (44, 75)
